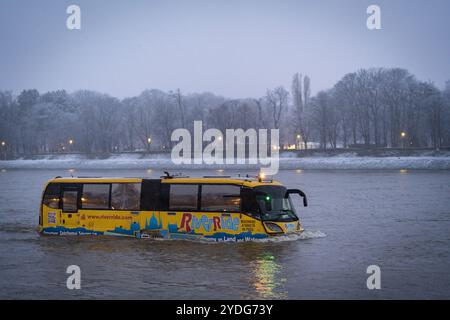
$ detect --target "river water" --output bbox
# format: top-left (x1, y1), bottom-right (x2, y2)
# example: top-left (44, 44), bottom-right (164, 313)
top-left (0, 169), bottom-right (449, 299)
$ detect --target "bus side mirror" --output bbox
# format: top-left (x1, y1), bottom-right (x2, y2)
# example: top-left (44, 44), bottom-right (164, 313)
top-left (285, 189), bottom-right (308, 207)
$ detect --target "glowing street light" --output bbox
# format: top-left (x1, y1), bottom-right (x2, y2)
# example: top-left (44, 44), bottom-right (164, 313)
top-left (68, 139), bottom-right (74, 145)
top-left (400, 131), bottom-right (407, 149)
top-left (146, 137), bottom-right (152, 152)
top-left (296, 134), bottom-right (302, 150)
top-left (1, 141), bottom-right (6, 160)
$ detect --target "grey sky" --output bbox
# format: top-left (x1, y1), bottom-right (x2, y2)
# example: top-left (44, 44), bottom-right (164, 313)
top-left (1, 0), bottom-right (449, 99)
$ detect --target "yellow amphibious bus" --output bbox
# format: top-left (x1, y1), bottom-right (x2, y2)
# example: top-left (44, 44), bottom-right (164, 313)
top-left (38, 172), bottom-right (308, 241)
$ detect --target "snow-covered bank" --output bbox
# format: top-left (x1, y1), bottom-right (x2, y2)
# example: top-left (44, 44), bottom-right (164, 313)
top-left (1, 154), bottom-right (450, 170)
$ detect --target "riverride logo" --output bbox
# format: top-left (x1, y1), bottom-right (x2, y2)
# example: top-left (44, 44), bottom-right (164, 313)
top-left (171, 121), bottom-right (280, 175)
top-left (180, 213), bottom-right (240, 233)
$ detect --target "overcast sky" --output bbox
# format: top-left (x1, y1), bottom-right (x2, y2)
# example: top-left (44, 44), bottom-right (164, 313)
top-left (0, 0), bottom-right (449, 99)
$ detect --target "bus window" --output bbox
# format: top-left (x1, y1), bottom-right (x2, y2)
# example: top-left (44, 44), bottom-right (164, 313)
top-left (169, 184), bottom-right (198, 211)
top-left (43, 183), bottom-right (61, 209)
top-left (82, 184), bottom-right (110, 209)
top-left (201, 184), bottom-right (241, 212)
top-left (62, 190), bottom-right (78, 212)
top-left (111, 183), bottom-right (141, 210)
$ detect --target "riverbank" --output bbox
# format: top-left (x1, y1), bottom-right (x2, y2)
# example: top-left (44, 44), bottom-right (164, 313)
top-left (1, 152), bottom-right (450, 170)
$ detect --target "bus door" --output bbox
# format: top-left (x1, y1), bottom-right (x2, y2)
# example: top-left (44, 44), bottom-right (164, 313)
top-left (60, 185), bottom-right (81, 228)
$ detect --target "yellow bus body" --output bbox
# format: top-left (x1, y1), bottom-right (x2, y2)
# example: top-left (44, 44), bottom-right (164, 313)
top-left (38, 176), bottom-right (305, 241)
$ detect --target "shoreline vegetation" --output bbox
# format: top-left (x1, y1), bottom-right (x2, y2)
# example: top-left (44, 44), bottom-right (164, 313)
top-left (1, 69), bottom-right (450, 160)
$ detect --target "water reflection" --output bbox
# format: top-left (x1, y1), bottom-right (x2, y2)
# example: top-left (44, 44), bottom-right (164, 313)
top-left (250, 252), bottom-right (287, 299)
top-left (34, 236), bottom-right (291, 299)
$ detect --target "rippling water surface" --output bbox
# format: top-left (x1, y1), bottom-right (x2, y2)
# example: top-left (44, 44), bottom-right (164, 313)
top-left (0, 169), bottom-right (449, 299)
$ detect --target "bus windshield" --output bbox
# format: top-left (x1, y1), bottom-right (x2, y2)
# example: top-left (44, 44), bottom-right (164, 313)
top-left (254, 186), bottom-right (298, 222)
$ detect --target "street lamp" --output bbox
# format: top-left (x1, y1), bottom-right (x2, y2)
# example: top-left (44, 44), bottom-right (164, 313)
top-left (147, 137), bottom-right (152, 152)
top-left (296, 134), bottom-right (302, 150)
top-left (68, 139), bottom-right (74, 152)
top-left (1, 141), bottom-right (5, 160)
top-left (400, 131), bottom-right (406, 149)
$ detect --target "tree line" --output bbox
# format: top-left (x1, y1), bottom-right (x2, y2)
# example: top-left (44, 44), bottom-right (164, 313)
top-left (0, 67), bottom-right (449, 157)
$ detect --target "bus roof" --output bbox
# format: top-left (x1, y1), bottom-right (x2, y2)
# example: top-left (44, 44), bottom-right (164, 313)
top-left (160, 177), bottom-right (282, 187)
top-left (48, 177), bottom-right (143, 183)
top-left (47, 176), bottom-right (283, 187)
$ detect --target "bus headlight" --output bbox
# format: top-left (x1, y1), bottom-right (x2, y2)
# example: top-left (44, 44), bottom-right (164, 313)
top-left (265, 222), bottom-right (283, 233)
